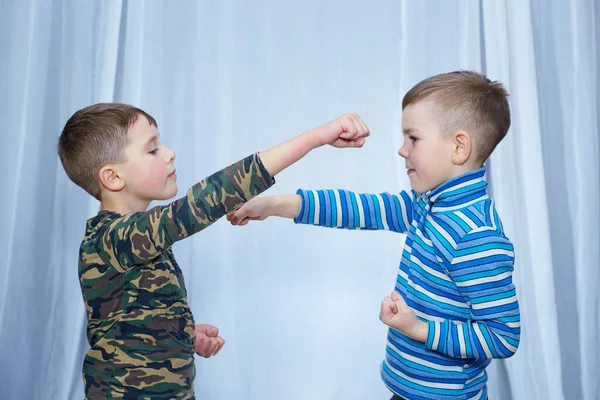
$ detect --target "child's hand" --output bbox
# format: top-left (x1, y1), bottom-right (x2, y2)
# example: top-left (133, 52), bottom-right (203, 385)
top-left (227, 196), bottom-right (272, 226)
top-left (379, 291), bottom-right (428, 343)
top-left (194, 324), bottom-right (225, 358)
top-left (313, 112), bottom-right (370, 148)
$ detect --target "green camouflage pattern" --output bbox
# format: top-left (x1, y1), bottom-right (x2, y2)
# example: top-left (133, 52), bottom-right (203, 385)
top-left (79, 153), bottom-right (274, 399)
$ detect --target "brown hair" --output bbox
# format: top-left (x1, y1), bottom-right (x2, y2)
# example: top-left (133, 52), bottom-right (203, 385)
top-left (402, 71), bottom-right (510, 162)
top-left (58, 103), bottom-right (157, 200)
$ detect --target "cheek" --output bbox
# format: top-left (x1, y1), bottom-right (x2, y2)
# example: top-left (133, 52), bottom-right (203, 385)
top-left (148, 162), bottom-right (167, 182)
top-left (411, 146), bottom-right (429, 169)
top-left (136, 161), bottom-right (166, 186)
top-left (429, 144), bottom-right (454, 175)
top-left (414, 144), bottom-right (447, 175)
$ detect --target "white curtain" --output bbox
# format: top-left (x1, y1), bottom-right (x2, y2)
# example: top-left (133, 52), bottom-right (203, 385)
top-left (0, 1), bottom-right (597, 399)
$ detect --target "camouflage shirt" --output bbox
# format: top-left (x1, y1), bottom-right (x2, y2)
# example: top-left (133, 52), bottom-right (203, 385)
top-left (79, 154), bottom-right (274, 399)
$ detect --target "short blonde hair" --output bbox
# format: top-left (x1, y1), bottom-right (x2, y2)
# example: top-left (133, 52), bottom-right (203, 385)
top-left (403, 71), bottom-right (510, 162)
top-left (58, 103), bottom-right (157, 200)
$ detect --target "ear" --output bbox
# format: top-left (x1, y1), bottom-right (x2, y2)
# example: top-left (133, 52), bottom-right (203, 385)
top-left (99, 165), bottom-right (125, 192)
top-left (452, 130), bottom-right (472, 165)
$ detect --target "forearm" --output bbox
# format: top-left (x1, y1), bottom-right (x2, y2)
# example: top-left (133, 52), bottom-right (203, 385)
top-left (267, 195), bottom-right (302, 219)
top-left (426, 314), bottom-right (520, 360)
top-left (258, 130), bottom-right (321, 176)
top-left (294, 189), bottom-right (412, 232)
top-left (389, 314), bottom-right (520, 361)
top-left (399, 319), bottom-right (429, 343)
top-left (183, 154), bottom-right (274, 225)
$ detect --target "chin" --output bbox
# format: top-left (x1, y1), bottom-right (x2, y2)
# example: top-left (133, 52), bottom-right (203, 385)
top-left (157, 187), bottom-right (178, 200)
top-left (411, 184), bottom-right (433, 194)
top-left (408, 179), bottom-right (425, 194)
top-left (165, 188), bottom-right (178, 199)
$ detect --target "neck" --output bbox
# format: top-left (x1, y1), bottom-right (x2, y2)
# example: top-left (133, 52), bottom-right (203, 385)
top-left (449, 160), bottom-right (483, 180)
top-left (101, 194), bottom-right (150, 214)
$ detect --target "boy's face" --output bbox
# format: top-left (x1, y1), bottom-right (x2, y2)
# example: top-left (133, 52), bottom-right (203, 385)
top-left (120, 116), bottom-right (178, 202)
top-left (399, 99), bottom-right (455, 193)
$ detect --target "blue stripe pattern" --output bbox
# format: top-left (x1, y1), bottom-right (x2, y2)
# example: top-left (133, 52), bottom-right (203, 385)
top-left (294, 167), bottom-right (520, 399)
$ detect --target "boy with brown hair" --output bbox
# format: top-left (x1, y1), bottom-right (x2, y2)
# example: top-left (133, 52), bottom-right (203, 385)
top-left (57, 103), bottom-right (369, 399)
top-left (228, 71), bottom-right (521, 399)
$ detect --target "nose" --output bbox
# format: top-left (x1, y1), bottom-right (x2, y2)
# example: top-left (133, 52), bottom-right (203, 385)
top-left (165, 147), bottom-right (176, 163)
top-left (398, 144), bottom-right (409, 159)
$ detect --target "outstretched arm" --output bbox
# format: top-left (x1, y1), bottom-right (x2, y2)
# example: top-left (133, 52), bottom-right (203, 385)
top-left (228, 190), bottom-right (414, 234)
top-left (96, 113), bottom-right (370, 270)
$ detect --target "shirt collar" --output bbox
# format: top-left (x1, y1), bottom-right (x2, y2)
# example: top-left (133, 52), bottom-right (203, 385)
top-left (419, 166), bottom-right (488, 211)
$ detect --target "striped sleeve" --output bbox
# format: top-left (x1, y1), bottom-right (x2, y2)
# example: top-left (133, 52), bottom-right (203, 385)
top-left (293, 189), bottom-right (413, 233)
top-left (425, 227), bottom-right (521, 360)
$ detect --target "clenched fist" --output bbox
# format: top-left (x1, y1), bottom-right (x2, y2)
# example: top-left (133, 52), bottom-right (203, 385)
top-left (194, 324), bottom-right (225, 358)
top-left (379, 291), bottom-right (428, 343)
top-left (314, 112), bottom-right (370, 148)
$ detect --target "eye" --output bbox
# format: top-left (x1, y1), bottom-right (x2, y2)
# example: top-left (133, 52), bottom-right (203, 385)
top-left (409, 135), bottom-right (418, 143)
top-left (149, 148), bottom-right (158, 155)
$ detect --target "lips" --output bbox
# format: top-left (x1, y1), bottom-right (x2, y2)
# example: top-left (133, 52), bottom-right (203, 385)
top-left (168, 170), bottom-right (177, 178)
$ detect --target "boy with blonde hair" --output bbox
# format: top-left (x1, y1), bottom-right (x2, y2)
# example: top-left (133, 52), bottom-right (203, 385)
top-left (228, 71), bottom-right (520, 399)
top-left (58, 104), bottom-right (369, 399)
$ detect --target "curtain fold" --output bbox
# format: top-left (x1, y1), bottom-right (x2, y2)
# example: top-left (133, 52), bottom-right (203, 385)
top-left (0, 1), bottom-right (597, 399)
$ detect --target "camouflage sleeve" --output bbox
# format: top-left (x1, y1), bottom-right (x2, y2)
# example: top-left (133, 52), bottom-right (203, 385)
top-left (96, 153), bottom-right (274, 271)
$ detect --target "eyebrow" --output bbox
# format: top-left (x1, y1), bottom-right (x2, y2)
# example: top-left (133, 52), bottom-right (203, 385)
top-left (402, 128), bottom-right (420, 135)
top-left (145, 134), bottom-right (159, 146)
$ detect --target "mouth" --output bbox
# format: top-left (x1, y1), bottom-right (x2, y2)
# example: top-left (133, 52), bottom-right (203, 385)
top-left (407, 168), bottom-right (415, 175)
top-left (168, 170), bottom-right (177, 179)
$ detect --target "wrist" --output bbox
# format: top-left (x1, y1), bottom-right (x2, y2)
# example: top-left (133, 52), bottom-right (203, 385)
top-left (405, 319), bottom-right (429, 343)
top-left (271, 195), bottom-right (302, 219)
top-left (264, 196), bottom-right (278, 218)
top-left (301, 128), bottom-right (325, 150)
top-left (389, 318), bottom-right (428, 343)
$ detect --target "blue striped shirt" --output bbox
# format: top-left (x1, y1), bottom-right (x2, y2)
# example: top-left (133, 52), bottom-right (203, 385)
top-left (294, 167), bottom-right (520, 400)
